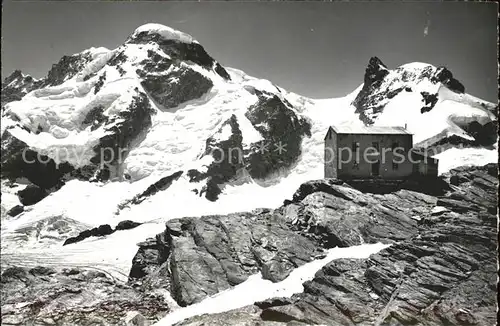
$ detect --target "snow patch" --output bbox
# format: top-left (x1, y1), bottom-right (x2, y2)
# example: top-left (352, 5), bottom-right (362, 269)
top-left (154, 242), bottom-right (391, 326)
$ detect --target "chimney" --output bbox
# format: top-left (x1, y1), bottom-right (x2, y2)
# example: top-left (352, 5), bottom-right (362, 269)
top-left (404, 123), bottom-right (407, 129)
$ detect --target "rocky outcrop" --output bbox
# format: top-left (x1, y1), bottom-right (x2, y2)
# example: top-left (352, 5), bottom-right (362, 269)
top-left (63, 220), bottom-right (143, 246)
top-left (0, 266), bottom-right (169, 325)
top-left (420, 91), bottom-right (439, 113)
top-left (17, 185), bottom-right (49, 206)
top-left (115, 220), bottom-right (142, 231)
top-left (431, 66), bottom-right (465, 94)
top-left (1, 70), bottom-right (44, 108)
top-left (130, 210), bottom-right (322, 306)
top-left (88, 90), bottom-right (155, 181)
top-left (44, 52), bottom-right (92, 87)
top-left (175, 164), bottom-right (497, 326)
top-left (129, 175), bottom-right (460, 309)
top-left (63, 224), bottom-right (114, 246)
top-left (244, 89), bottom-right (311, 179)
top-left (187, 115), bottom-right (245, 201)
top-left (117, 171), bottom-right (183, 211)
top-left (1, 130), bottom-right (74, 190)
top-left (188, 91), bottom-right (312, 201)
top-left (137, 51), bottom-right (214, 111)
top-left (6, 205), bottom-right (23, 217)
top-left (126, 31), bottom-right (230, 80)
top-left (352, 57), bottom-right (467, 125)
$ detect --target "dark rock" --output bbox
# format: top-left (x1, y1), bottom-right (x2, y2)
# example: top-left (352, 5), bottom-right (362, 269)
top-left (89, 90), bottom-right (155, 181)
top-left (1, 130), bottom-right (74, 189)
top-left (449, 175), bottom-right (460, 186)
top-left (63, 224), bottom-right (114, 246)
top-left (1, 266), bottom-right (28, 282)
top-left (129, 234), bottom-right (170, 280)
top-left (81, 104), bottom-right (109, 131)
top-left (6, 205), bottom-right (24, 217)
top-left (186, 164), bottom-right (497, 326)
top-left (1, 70), bottom-right (44, 108)
top-left (187, 115), bottom-right (245, 201)
top-left (45, 52), bottom-right (92, 87)
top-left (420, 91), bottom-right (438, 113)
top-left (127, 31), bottom-right (230, 80)
top-left (462, 120), bottom-right (498, 146)
top-left (290, 178), bottom-right (347, 203)
top-left (244, 90), bottom-right (311, 180)
top-left (117, 171), bottom-right (183, 211)
top-left (28, 266), bottom-right (56, 276)
top-left (132, 212), bottom-right (320, 307)
top-left (93, 72), bottom-right (106, 94)
top-left (17, 185), bottom-right (49, 206)
top-left (432, 66), bottom-right (465, 93)
top-left (254, 297), bottom-right (293, 310)
top-left (115, 220), bottom-right (142, 231)
top-left (1, 266), bottom-right (170, 325)
top-left (139, 62), bottom-right (213, 111)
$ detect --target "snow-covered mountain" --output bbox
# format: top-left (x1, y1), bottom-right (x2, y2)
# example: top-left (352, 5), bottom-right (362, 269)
top-left (0, 23), bottom-right (497, 326)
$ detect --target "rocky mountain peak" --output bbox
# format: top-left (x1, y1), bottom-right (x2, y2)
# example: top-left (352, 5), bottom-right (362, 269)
top-left (364, 56), bottom-right (389, 84)
top-left (125, 23), bottom-right (230, 80)
top-left (1, 70), bottom-right (44, 109)
top-left (352, 56), bottom-right (470, 124)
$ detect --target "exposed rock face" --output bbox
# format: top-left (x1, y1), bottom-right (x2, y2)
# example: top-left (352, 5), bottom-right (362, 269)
top-left (175, 164), bottom-right (497, 326)
top-left (63, 224), bottom-right (114, 246)
top-left (1, 70), bottom-right (44, 108)
top-left (352, 57), bottom-right (466, 125)
top-left (0, 266), bottom-right (169, 325)
top-left (6, 205), bottom-right (23, 217)
top-left (244, 89), bottom-right (311, 179)
top-left (188, 91), bottom-right (312, 201)
top-left (1, 130), bottom-right (74, 190)
top-left (89, 90), bottom-right (155, 181)
top-left (44, 52), bottom-right (92, 87)
top-left (126, 31), bottom-right (230, 80)
top-left (187, 115), bottom-right (245, 201)
top-left (283, 178), bottom-right (426, 247)
top-left (137, 51), bottom-right (214, 111)
top-left (63, 219), bottom-right (143, 246)
top-left (130, 210), bottom-right (322, 307)
top-left (129, 175), bottom-right (459, 309)
top-left (17, 185), bottom-right (49, 206)
top-left (461, 120), bottom-right (498, 147)
top-left (115, 220), bottom-right (142, 231)
top-left (117, 171), bottom-right (183, 211)
top-left (431, 66), bottom-right (465, 94)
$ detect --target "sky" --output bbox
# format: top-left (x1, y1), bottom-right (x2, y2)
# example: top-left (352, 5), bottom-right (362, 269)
top-left (1, 1), bottom-right (498, 102)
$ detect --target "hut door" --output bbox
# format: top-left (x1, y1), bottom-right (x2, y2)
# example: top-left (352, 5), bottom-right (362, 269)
top-left (372, 161), bottom-right (380, 176)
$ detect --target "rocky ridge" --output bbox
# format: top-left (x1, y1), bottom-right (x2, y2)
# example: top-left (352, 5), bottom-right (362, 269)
top-left (0, 266), bottom-right (169, 325)
top-left (171, 164), bottom-right (498, 325)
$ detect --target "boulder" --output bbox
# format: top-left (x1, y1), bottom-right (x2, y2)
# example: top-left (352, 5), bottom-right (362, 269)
top-left (17, 185), bottom-right (49, 206)
top-left (115, 220), bottom-right (142, 231)
top-left (6, 205), bottom-right (23, 217)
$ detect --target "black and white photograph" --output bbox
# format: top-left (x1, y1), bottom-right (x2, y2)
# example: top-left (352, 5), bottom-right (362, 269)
top-left (0, 1), bottom-right (498, 325)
